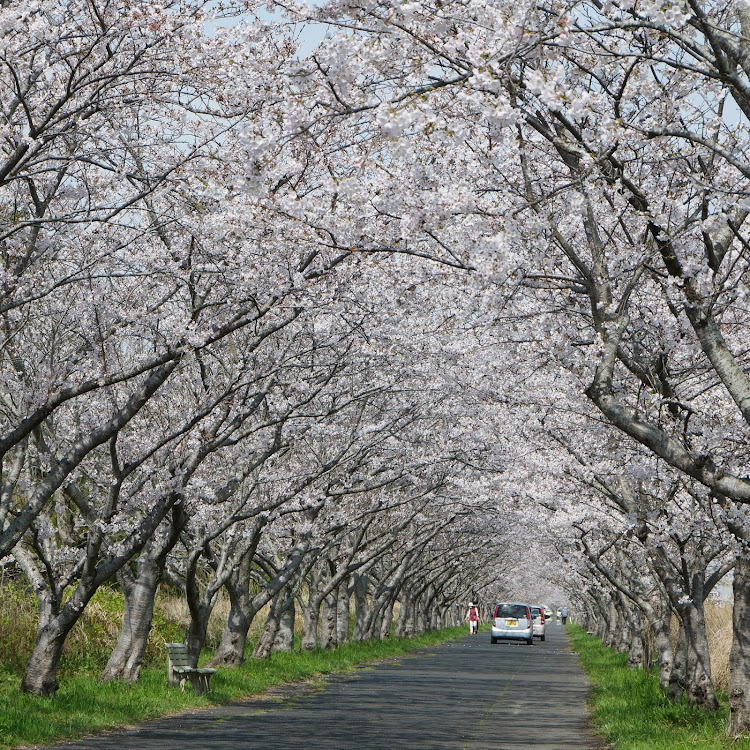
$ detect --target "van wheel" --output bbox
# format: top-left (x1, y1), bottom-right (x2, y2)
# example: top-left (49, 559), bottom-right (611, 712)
top-left (541, 635), bottom-right (545, 641)
top-left (491, 637), bottom-right (497, 644)
top-left (527, 637), bottom-right (533, 645)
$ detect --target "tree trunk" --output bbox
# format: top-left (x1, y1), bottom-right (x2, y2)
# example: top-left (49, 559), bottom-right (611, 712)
top-left (604, 596), bottom-right (619, 649)
top-left (379, 595), bottom-right (396, 638)
top-left (627, 622), bottom-right (645, 670)
top-left (406, 599), bottom-right (417, 636)
top-left (352, 573), bottom-right (369, 642)
top-left (624, 603), bottom-right (645, 670)
top-left (615, 596), bottom-right (631, 654)
top-left (301, 600), bottom-right (321, 651)
top-left (414, 594), bottom-right (427, 634)
top-left (210, 592), bottom-right (252, 667)
top-left (729, 553), bottom-right (750, 736)
top-left (253, 591), bottom-right (283, 659)
top-left (320, 588), bottom-right (338, 650)
top-left (590, 592), bottom-right (609, 641)
top-left (184, 601), bottom-right (213, 667)
top-left (368, 605), bottom-right (381, 640)
top-left (100, 563), bottom-right (161, 683)
top-left (363, 588), bottom-right (392, 640)
top-left (336, 581), bottom-right (350, 646)
top-left (273, 595), bottom-right (296, 653)
top-left (209, 552), bottom-right (255, 668)
top-left (429, 602), bottom-right (440, 631)
top-left (396, 587), bottom-right (416, 638)
top-left (101, 510), bottom-right (185, 682)
top-left (682, 599), bottom-right (718, 710)
top-left (300, 563), bottom-right (327, 651)
top-left (668, 619), bottom-right (687, 703)
top-left (22, 622), bottom-right (69, 697)
top-left (211, 528), bottom-right (315, 664)
top-left (651, 607), bottom-right (674, 692)
top-left (22, 585), bottom-right (95, 696)
top-left (395, 595), bottom-right (409, 638)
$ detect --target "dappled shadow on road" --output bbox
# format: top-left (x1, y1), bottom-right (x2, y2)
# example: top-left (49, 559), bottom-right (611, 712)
top-left (32, 625), bottom-right (604, 750)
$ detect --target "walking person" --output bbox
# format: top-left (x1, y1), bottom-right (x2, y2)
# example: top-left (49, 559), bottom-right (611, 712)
top-left (466, 602), bottom-right (480, 635)
top-left (561, 606), bottom-right (568, 625)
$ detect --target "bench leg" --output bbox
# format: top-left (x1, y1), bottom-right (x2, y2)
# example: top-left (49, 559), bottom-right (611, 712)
top-left (192, 673), bottom-right (213, 694)
top-left (187, 673), bottom-right (205, 694)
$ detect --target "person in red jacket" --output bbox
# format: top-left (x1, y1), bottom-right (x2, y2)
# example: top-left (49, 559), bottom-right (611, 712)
top-left (466, 602), bottom-right (480, 634)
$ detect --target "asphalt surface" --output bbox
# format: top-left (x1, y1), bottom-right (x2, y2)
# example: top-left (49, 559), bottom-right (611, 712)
top-left (35, 621), bottom-right (602, 750)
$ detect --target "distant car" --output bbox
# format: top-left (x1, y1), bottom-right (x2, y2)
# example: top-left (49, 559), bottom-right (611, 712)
top-left (529, 606), bottom-right (546, 641)
top-left (491, 602), bottom-right (534, 645)
top-left (543, 607), bottom-right (553, 621)
top-left (556, 607), bottom-right (563, 619)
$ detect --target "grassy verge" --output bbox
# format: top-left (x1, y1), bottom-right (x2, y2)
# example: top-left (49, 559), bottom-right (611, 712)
top-left (567, 624), bottom-right (750, 749)
top-left (0, 626), bottom-right (467, 750)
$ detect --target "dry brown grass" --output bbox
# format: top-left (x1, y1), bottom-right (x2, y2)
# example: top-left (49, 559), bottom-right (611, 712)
top-left (156, 593), bottom-right (274, 649)
top-left (706, 601), bottom-right (732, 693)
top-left (667, 602), bottom-right (732, 694)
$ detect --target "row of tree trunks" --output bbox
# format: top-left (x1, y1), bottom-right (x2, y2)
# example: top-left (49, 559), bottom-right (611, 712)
top-left (67, 531), bottom-right (457, 698)
top-left (582, 585), bottom-right (719, 711)
top-left (252, 590), bottom-right (287, 659)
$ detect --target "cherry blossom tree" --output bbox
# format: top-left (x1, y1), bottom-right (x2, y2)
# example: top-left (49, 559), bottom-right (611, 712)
top-left (287, 0), bottom-right (750, 732)
top-left (18, 0), bottom-right (750, 726)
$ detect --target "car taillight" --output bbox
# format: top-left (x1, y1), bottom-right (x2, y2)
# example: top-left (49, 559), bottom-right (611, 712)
top-left (540, 614), bottom-right (545, 623)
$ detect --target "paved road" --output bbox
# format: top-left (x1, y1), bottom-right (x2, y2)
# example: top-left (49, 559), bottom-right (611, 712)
top-left (36, 621), bottom-right (602, 750)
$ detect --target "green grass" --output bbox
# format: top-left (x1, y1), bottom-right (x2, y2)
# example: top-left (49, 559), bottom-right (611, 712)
top-left (568, 624), bottom-right (750, 749)
top-left (0, 626), bottom-right (467, 750)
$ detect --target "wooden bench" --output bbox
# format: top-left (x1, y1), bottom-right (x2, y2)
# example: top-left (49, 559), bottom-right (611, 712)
top-left (166, 643), bottom-right (217, 694)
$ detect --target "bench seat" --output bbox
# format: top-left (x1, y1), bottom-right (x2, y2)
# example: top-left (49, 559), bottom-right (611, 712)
top-left (166, 643), bottom-right (217, 694)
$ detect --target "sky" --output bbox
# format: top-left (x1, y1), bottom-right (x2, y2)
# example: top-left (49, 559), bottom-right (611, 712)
top-left (205, 1), bottom-right (329, 57)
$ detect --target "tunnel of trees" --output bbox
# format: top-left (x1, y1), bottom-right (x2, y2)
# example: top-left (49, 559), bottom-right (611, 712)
top-left (3, 0), bottom-right (750, 737)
